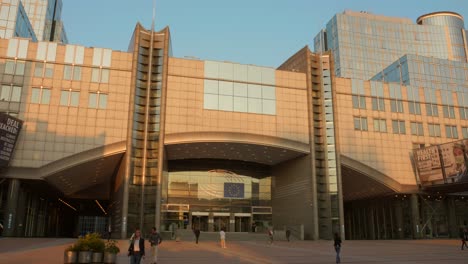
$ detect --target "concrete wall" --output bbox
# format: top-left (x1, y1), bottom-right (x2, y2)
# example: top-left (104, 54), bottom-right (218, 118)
top-left (272, 155), bottom-right (315, 239)
top-left (166, 57), bottom-right (309, 144)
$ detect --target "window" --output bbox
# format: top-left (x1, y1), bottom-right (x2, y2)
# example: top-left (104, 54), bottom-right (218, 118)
top-left (91, 68), bottom-right (110, 83)
top-left (445, 125), bottom-right (458, 139)
top-left (352, 95), bottom-right (366, 109)
top-left (460, 107), bottom-right (468, 120)
top-left (351, 79), bottom-right (366, 109)
top-left (443, 105), bottom-right (455, 118)
top-left (389, 84), bottom-right (403, 113)
top-left (63, 65), bottom-right (82, 81)
top-left (31, 87), bottom-right (51, 104)
top-left (5, 60), bottom-right (25, 75)
top-left (408, 102), bottom-right (421, 115)
top-left (441, 90), bottom-right (455, 119)
top-left (407, 86), bottom-right (421, 115)
top-left (0, 85), bottom-right (21, 102)
top-left (353, 116), bottom-right (368, 131)
top-left (392, 120), bottom-right (406, 134)
top-left (425, 88), bottom-right (438, 117)
top-left (410, 122), bottom-right (424, 136)
top-left (203, 79), bottom-right (275, 115)
top-left (60, 90), bottom-right (80, 107)
top-left (458, 92), bottom-right (468, 120)
top-left (34, 62), bottom-right (54, 78)
top-left (373, 118), bottom-right (387, 132)
top-left (390, 99), bottom-right (404, 113)
top-left (426, 103), bottom-right (438, 117)
top-left (370, 81), bottom-right (385, 111)
top-left (462, 127), bottom-right (468, 139)
top-left (428, 123), bottom-right (441, 137)
top-left (88, 92), bottom-right (107, 109)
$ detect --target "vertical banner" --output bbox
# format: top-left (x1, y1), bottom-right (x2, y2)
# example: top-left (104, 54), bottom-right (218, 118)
top-left (0, 113), bottom-right (23, 167)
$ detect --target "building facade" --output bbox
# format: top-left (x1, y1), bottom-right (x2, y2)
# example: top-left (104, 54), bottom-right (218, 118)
top-left (1, 8), bottom-right (468, 240)
top-left (0, 0), bottom-right (67, 43)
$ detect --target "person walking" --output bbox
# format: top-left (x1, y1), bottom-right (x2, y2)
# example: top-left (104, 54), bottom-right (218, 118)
top-left (148, 227), bottom-right (162, 264)
top-left (268, 229), bottom-right (274, 244)
top-left (286, 229), bottom-right (291, 242)
top-left (193, 227), bottom-right (201, 244)
top-left (219, 227), bottom-right (227, 249)
top-left (334, 232), bottom-right (342, 264)
top-left (460, 228), bottom-right (468, 250)
top-left (128, 228), bottom-right (145, 264)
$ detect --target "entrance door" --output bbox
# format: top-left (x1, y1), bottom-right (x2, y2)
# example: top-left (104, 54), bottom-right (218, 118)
top-left (213, 216), bottom-right (229, 232)
top-left (192, 215), bottom-right (209, 231)
top-left (235, 216), bottom-right (250, 232)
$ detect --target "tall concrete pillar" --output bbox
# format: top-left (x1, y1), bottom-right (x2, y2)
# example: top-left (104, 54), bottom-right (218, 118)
top-left (229, 213), bottom-right (235, 232)
top-left (367, 206), bottom-right (375, 240)
top-left (394, 199), bottom-right (404, 239)
top-left (208, 213), bottom-right (214, 232)
top-left (446, 197), bottom-right (457, 238)
top-left (410, 194), bottom-right (421, 239)
top-left (3, 179), bottom-right (20, 236)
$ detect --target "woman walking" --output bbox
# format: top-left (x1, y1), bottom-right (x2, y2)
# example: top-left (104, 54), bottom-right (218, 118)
top-left (128, 228), bottom-right (145, 264)
top-left (333, 232), bottom-right (342, 264)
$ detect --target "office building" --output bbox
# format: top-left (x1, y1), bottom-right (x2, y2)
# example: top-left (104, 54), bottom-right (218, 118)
top-left (1, 8), bottom-right (468, 240)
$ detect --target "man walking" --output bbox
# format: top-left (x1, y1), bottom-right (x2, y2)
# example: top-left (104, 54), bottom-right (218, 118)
top-left (148, 227), bottom-right (162, 264)
top-left (460, 227), bottom-right (468, 250)
top-left (193, 227), bottom-right (201, 244)
top-left (128, 228), bottom-right (145, 264)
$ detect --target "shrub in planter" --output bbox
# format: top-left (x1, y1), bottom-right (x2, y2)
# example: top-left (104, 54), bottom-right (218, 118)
top-left (104, 240), bottom-right (120, 264)
top-left (64, 244), bottom-right (79, 264)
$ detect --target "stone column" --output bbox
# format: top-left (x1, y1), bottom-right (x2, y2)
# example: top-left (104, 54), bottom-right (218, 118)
top-left (367, 206), bottom-right (375, 240)
top-left (3, 179), bottom-right (20, 236)
top-left (446, 197), bottom-right (457, 238)
top-left (208, 213), bottom-right (214, 232)
top-left (410, 194), bottom-right (421, 239)
top-left (229, 213), bottom-right (235, 232)
top-left (394, 199), bottom-right (404, 239)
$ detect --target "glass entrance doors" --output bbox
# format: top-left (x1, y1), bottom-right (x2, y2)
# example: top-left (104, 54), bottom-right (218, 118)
top-left (235, 216), bottom-right (250, 232)
top-left (213, 215), bottom-right (230, 232)
top-left (191, 215), bottom-right (209, 231)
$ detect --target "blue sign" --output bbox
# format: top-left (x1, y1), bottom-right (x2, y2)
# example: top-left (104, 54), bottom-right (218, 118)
top-left (224, 182), bottom-right (244, 198)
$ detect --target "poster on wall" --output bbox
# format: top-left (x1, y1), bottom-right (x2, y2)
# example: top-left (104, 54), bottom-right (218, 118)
top-left (440, 140), bottom-right (468, 183)
top-left (0, 113), bottom-right (23, 167)
top-left (414, 145), bottom-right (444, 186)
top-left (414, 140), bottom-right (468, 187)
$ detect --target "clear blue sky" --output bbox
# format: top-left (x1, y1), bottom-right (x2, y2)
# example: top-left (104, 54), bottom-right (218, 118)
top-left (62, 0), bottom-right (468, 67)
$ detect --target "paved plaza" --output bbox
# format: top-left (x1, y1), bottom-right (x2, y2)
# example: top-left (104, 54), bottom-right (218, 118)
top-left (0, 237), bottom-right (467, 263)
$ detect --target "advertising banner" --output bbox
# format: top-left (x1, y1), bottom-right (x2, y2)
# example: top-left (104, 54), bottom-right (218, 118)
top-left (414, 145), bottom-right (444, 186)
top-left (414, 140), bottom-right (468, 186)
top-left (0, 113), bottom-right (23, 167)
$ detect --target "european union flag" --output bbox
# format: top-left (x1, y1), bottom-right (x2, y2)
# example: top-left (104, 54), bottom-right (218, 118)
top-left (224, 182), bottom-right (244, 198)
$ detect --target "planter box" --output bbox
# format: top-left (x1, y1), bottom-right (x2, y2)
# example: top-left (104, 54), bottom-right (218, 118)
top-left (91, 252), bottom-right (103, 263)
top-left (103, 252), bottom-right (117, 263)
top-left (64, 251), bottom-right (77, 263)
top-left (78, 251), bottom-right (91, 263)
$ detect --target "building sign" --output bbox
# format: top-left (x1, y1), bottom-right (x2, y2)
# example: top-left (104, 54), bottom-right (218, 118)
top-left (0, 113), bottom-right (23, 167)
top-left (414, 140), bottom-right (468, 186)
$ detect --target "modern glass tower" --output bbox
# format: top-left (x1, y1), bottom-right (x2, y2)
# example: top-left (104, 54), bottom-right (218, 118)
top-left (0, 0), bottom-right (67, 43)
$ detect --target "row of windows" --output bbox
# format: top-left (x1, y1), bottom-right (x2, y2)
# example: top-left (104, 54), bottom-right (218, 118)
top-left (5, 60), bottom-right (110, 83)
top-left (354, 116), bottom-right (463, 139)
top-left (30, 87), bottom-right (108, 109)
top-left (352, 96), bottom-right (468, 119)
